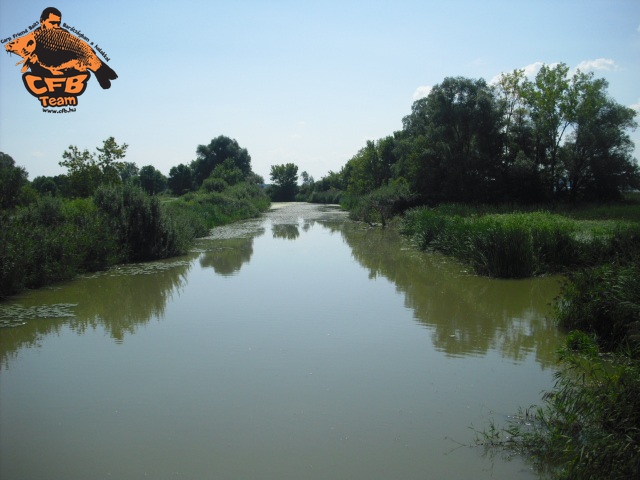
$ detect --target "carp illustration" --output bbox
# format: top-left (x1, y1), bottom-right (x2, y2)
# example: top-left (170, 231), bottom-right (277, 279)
top-left (5, 28), bottom-right (117, 89)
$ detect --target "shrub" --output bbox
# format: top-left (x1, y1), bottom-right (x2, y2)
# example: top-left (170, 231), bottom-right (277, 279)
top-left (479, 333), bottom-right (640, 479)
top-left (93, 184), bottom-right (192, 261)
top-left (556, 264), bottom-right (640, 355)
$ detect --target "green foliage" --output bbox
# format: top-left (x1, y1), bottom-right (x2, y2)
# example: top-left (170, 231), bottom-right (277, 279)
top-left (31, 175), bottom-right (59, 196)
top-left (344, 137), bottom-right (397, 196)
top-left (478, 333), bottom-right (640, 479)
top-left (305, 188), bottom-right (343, 204)
top-left (0, 196), bottom-right (118, 297)
top-left (402, 206), bottom-right (640, 278)
top-left (192, 136), bottom-right (252, 187)
top-left (208, 158), bottom-right (245, 186)
top-left (397, 77), bottom-right (504, 202)
top-left (269, 163), bottom-right (299, 201)
top-left (93, 184), bottom-right (191, 261)
top-left (168, 163), bottom-right (195, 195)
top-left (0, 134), bottom-right (271, 298)
top-left (58, 137), bottom-right (129, 197)
top-left (168, 182), bottom-right (269, 230)
top-left (0, 152), bottom-right (29, 210)
top-left (138, 165), bottom-right (168, 195)
top-left (329, 64), bottom-right (638, 209)
top-left (347, 180), bottom-right (415, 226)
top-left (556, 265), bottom-right (640, 355)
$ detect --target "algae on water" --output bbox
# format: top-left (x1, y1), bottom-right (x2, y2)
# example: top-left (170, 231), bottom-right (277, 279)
top-left (0, 303), bottom-right (78, 328)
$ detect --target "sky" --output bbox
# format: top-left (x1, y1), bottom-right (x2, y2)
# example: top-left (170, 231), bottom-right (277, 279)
top-left (1, 0), bottom-right (639, 183)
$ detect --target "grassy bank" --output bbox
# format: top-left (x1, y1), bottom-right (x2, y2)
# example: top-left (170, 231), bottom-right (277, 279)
top-left (402, 204), bottom-right (640, 278)
top-left (0, 183), bottom-right (269, 299)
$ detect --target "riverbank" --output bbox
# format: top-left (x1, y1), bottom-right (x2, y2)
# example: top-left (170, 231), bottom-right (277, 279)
top-left (401, 203), bottom-right (640, 279)
top-left (0, 183), bottom-right (270, 300)
top-left (396, 202), bottom-right (640, 478)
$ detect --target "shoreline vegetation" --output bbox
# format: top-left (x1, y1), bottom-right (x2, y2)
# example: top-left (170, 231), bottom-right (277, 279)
top-left (0, 135), bottom-right (270, 300)
top-left (0, 182), bottom-right (270, 299)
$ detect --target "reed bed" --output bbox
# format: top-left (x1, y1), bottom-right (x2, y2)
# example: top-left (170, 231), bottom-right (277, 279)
top-left (402, 205), bottom-right (640, 278)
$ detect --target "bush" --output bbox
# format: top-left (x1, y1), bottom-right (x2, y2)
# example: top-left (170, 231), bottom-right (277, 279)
top-left (479, 333), bottom-right (640, 479)
top-left (556, 264), bottom-right (640, 355)
top-left (93, 184), bottom-right (193, 261)
top-left (0, 197), bottom-right (118, 297)
top-left (348, 181), bottom-right (415, 226)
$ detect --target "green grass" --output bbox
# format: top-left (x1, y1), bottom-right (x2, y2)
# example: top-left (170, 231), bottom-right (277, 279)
top-left (402, 204), bottom-right (640, 278)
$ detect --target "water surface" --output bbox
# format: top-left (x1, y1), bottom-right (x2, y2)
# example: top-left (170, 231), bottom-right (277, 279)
top-left (0, 203), bottom-right (564, 479)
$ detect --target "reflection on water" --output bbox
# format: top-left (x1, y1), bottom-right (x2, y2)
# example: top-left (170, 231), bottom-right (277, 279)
top-left (338, 225), bottom-right (563, 367)
top-left (0, 203), bottom-right (564, 480)
top-left (1, 257), bottom-right (192, 367)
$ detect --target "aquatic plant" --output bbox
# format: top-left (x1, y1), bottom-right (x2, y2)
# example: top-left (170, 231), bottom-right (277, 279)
top-left (477, 332), bottom-right (640, 479)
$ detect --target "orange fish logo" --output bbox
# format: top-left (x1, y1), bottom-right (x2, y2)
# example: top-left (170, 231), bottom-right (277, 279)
top-left (4, 7), bottom-right (117, 110)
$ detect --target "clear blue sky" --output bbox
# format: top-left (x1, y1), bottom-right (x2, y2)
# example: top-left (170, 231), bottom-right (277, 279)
top-left (1, 0), bottom-right (639, 183)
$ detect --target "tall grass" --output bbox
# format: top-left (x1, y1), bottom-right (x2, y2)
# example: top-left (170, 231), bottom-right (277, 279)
top-left (475, 260), bottom-right (640, 478)
top-left (0, 182), bottom-right (270, 298)
top-left (0, 196), bottom-right (119, 296)
top-left (478, 331), bottom-right (640, 479)
top-left (402, 205), bottom-right (640, 278)
top-left (556, 264), bottom-right (640, 356)
top-left (93, 184), bottom-right (194, 261)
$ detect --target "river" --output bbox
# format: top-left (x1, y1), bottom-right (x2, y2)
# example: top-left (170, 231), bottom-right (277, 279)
top-left (0, 202), bottom-right (564, 479)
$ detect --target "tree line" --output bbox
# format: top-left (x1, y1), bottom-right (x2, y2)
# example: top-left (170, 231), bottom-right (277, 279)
top-left (299, 63), bottom-right (638, 211)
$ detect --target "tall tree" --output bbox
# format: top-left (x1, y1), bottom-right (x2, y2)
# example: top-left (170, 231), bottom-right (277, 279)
top-left (345, 137), bottom-right (397, 196)
top-left (269, 163), bottom-right (299, 201)
top-left (168, 164), bottom-right (194, 195)
top-left (59, 137), bottom-right (128, 197)
top-left (0, 152), bottom-right (28, 210)
top-left (192, 136), bottom-right (252, 187)
top-left (398, 77), bottom-right (503, 202)
top-left (138, 165), bottom-right (168, 195)
top-left (560, 74), bottom-right (638, 199)
top-left (520, 63), bottom-right (574, 196)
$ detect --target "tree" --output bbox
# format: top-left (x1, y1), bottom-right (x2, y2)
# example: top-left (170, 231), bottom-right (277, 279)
top-left (138, 165), bottom-right (168, 195)
top-left (96, 137), bottom-right (129, 183)
top-left (59, 145), bottom-right (103, 197)
top-left (398, 77), bottom-right (504, 202)
top-left (168, 164), bottom-right (194, 195)
top-left (59, 137), bottom-right (128, 197)
top-left (561, 83), bottom-right (638, 200)
top-left (519, 63), bottom-right (577, 197)
top-left (32, 176), bottom-right (59, 196)
top-left (269, 163), bottom-right (299, 201)
top-left (0, 152), bottom-right (28, 210)
top-left (209, 158), bottom-right (245, 186)
top-left (345, 136), bottom-right (397, 196)
top-left (118, 162), bottom-right (139, 183)
top-left (192, 136), bottom-right (252, 187)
